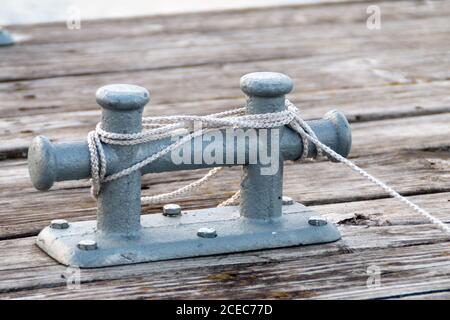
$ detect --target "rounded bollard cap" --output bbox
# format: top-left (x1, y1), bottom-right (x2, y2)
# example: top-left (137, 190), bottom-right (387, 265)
top-left (28, 136), bottom-right (56, 191)
top-left (324, 110), bottom-right (352, 161)
top-left (96, 84), bottom-right (150, 111)
top-left (240, 72), bottom-right (293, 97)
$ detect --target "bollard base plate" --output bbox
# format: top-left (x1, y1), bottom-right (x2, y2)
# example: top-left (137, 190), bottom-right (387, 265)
top-left (36, 202), bottom-right (341, 268)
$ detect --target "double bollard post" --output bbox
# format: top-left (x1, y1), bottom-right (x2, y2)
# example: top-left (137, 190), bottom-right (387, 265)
top-left (28, 72), bottom-right (352, 268)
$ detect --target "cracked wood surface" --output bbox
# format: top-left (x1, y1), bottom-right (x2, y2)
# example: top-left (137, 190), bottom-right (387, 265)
top-left (0, 0), bottom-right (449, 299)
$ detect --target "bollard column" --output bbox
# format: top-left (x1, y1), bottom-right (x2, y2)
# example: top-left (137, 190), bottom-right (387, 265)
top-left (95, 84), bottom-right (150, 236)
top-left (239, 72), bottom-right (293, 220)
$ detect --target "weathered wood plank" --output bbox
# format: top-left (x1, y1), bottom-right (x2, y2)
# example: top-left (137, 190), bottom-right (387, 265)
top-left (1, 80), bottom-right (450, 159)
top-left (1, 0), bottom-right (448, 160)
top-left (2, 47), bottom-right (449, 119)
top-left (1, 1), bottom-right (448, 82)
top-left (0, 189), bottom-right (448, 293)
top-left (1, 146), bottom-right (449, 240)
top-left (0, 188), bottom-right (450, 290)
top-left (0, 232), bottom-right (448, 299)
top-left (0, 0), bottom-right (449, 300)
top-left (2, 0), bottom-right (386, 45)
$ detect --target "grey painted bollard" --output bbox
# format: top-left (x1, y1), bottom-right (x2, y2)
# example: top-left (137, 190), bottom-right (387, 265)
top-left (28, 72), bottom-right (352, 268)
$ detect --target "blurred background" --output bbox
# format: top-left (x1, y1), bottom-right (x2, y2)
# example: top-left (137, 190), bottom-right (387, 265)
top-left (1, 0), bottom-right (330, 25)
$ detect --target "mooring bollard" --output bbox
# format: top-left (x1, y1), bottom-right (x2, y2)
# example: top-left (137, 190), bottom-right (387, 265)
top-left (0, 28), bottom-right (14, 46)
top-left (28, 72), bottom-right (352, 268)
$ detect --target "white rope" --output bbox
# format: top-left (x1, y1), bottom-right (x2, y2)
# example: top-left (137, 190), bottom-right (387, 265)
top-left (287, 107), bottom-right (450, 235)
top-left (217, 190), bottom-right (241, 207)
top-left (87, 101), bottom-right (450, 235)
top-left (88, 107), bottom-right (299, 198)
top-left (141, 167), bottom-right (223, 205)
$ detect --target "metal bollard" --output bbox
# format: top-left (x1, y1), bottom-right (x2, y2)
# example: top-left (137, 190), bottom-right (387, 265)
top-left (95, 85), bottom-right (149, 236)
top-left (0, 28), bottom-right (14, 46)
top-left (28, 72), bottom-right (352, 268)
top-left (239, 72), bottom-right (292, 220)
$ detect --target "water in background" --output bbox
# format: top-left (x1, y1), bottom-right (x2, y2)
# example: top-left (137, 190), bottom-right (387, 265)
top-left (1, 0), bottom-right (328, 25)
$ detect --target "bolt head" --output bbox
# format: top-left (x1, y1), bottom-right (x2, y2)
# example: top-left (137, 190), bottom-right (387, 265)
top-left (163, 204), bottom-right (181, 217)
top-left (77, 239), bottom-right (98, 251)
top-left (197, 227), bottom-right (217, 238)
top-left (282, 196), bottom-right (294, 205)
top-left (308, 216), bottom-right (328, 226)
top-left (50, 219), bottom-right (69, 229)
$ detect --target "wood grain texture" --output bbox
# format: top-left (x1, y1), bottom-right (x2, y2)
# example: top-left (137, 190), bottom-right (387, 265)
top-left (0, 225), bottom-right (448, 299)
top-left (1, 1), bottom-right (449, 82)
top-left (1, 81), bottom-right (450, 159)
top-left (2, 0), bottom-right (380, 45)
top-left (1, 147), bottom-right (449, 240)
top-left (0, 0), bottom-right (449, 299)
top-left (1, 1), bottom-right (449, 117)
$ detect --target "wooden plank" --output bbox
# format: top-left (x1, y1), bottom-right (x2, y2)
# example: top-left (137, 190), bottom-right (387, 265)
top-left (2, 42), bottom-right (449, 119)
top-left (1, 79), bottom-right (450, 159)
top-left (4, 0), bottom-right (379, 45)
top-left (1, 1), bottom-right (448, 82)
top-left (0, 226), bottom-right (448, 299)
top-left (2, 48), bottom-right (449, 111)
top-left (0, 190), bottom-right (448, 293)
top-left (3, 109), bottom-right (450, 174)
top-left (1, 0), bottom-right (448, 159)
top-left (0, 0), bottom-right (449, 300)
top-left (1, 144), bottom-right (449, 240)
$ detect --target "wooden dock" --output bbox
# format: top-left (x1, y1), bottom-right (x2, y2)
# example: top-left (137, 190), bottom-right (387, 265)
top-left (0, 0), bottom-right (449, 299)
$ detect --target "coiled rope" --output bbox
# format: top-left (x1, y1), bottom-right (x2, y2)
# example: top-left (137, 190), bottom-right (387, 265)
top-left (87, 101), bottom-right (450, 235)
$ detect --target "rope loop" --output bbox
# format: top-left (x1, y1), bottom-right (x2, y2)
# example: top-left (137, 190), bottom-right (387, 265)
top-left (89, 102), bottom-right (309, 198)
top-left (87, 100), bottom-right (450, 236)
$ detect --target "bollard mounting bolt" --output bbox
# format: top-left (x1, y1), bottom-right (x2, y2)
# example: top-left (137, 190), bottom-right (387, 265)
top-left (163, 204), bottom-right (182, 217)
top-left (197, 227), bottom-right (217, 238)
top-left (308, 216), bottom-right (328, 226)
top-left (77, 240), bottom-right (98, 251)
top-left (282, 196), bottom-right (294, 205)
top-left (50, 219), bottom-right (69, 229)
